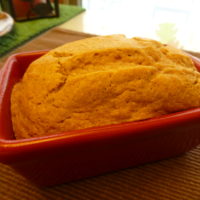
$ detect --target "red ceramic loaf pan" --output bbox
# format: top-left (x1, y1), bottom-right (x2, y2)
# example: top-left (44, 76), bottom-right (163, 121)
top-left (0, 51), bottom-right (200, 186)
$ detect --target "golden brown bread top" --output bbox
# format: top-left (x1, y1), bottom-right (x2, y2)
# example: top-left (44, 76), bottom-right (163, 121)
top-left (11, 35), bottom-right (200, 139)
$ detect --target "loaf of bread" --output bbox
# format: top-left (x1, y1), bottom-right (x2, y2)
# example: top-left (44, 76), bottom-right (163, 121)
top-left (11, 35), bottom-right (200, 139)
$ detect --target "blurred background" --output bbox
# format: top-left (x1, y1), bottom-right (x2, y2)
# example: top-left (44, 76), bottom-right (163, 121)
top-left (60, 0), bottom-right (200, 52)
top-left (1, 0), bottom-right (200, 53)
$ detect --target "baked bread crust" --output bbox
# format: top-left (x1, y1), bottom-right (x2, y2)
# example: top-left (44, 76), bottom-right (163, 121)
top-left (11, 35), bottom-right (200, 139)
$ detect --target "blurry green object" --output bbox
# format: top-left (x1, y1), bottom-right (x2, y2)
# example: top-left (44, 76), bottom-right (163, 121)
top-left (156, 23), bottom-right (180, 48)
top-left (0, 4), bottom-right (84, 57)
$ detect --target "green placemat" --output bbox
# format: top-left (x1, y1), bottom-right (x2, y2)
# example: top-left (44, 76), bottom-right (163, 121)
top-left (0, 5), bottom-right (84, 57)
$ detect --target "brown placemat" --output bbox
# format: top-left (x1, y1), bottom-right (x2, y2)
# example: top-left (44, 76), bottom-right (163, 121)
top-left (0, 28), bottom-right (94, 66)
top-left (0, 28), bottom-right (200, 200)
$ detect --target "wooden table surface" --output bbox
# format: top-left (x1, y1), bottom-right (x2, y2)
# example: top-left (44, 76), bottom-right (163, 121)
top-left (0, 27), bottom-right (200, 200)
